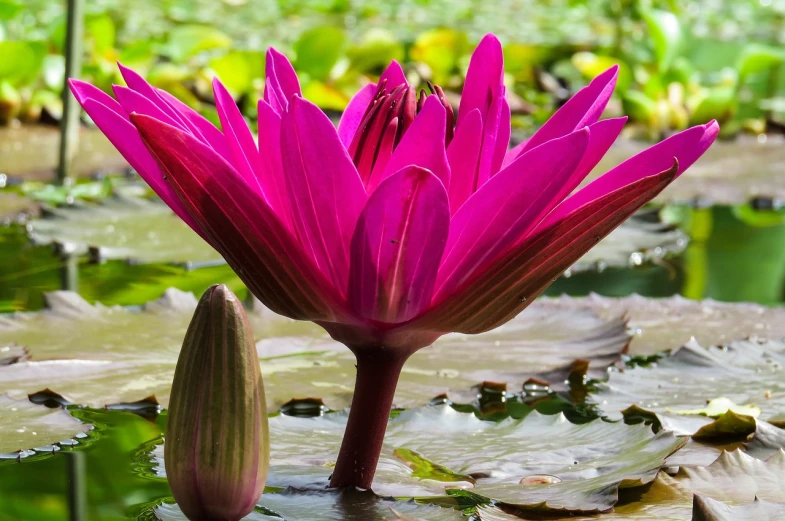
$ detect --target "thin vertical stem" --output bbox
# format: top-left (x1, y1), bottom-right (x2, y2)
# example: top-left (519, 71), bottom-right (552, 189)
top-left (329, 347), bottom-right (409, 489)
top-left (67, 451), bottom-right (87, 521)
top-left (57, 0), bottom-right (85, 186)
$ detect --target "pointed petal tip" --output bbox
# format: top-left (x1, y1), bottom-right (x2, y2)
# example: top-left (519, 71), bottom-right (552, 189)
top-left (478, 33), bottom-right (503, 50)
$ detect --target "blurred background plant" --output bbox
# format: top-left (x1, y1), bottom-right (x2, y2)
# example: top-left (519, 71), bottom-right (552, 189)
top-left (4, 0), bottom-right (785, 138)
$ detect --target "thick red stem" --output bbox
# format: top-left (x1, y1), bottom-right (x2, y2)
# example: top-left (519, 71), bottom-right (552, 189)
top-left (329, 347), bottom-right (409, 489)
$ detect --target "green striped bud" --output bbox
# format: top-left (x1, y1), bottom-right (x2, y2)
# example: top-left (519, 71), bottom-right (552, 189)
top-left (166, 285), bottom-right (269, 521)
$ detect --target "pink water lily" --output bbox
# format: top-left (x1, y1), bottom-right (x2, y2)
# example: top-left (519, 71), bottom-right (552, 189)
top-left (69, 34), bottom-right (717, 490)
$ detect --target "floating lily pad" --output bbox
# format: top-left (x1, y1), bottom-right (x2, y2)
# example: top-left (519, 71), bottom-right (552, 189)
top-left (27, 194), bottom-right (222, 264)
top-left (155, 405), bottom-right (684, 515)
top-left (565, 293), bottom-right (785, 356)
top-left (593, 338), bottom-right (785, 432)
top-left (0, 394), bottom-right (90, 458)
top-left (152, 488), bottom-right (464, 521)
top-left (0, 290), bottom-right (630, 410)
top-left (479, 449), bottom-right (785, 520)
top-left (570, 212), bottom-right (687, 274)
top-left (692, 494), bottom-right (785, 521)
top-left (591, 136), bottom-right (785, 205)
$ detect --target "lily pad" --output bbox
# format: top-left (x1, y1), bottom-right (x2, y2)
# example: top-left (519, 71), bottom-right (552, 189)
top-left (692, 494), bottom-right (785, 521)
top-left (152, 489), bottom-right (464, 521)
top-left (479, 449), bottom-right (785, 520)
top-left (0, 290), bottom-right (631, 410)
top-left (567, 293), bottom-right (785, 356)
top-left (0, 394), bottom-right (90, 458)
top-left (27, 194), bottom-right (222, 265)
top-left (570, 212), bottom-right (687, 274)
top-left (155, 405), bottom-right (684, 515)
top-left (591, 136), bottom-right (785, 205)
top-left (593, 338), bottom-right (785, 432)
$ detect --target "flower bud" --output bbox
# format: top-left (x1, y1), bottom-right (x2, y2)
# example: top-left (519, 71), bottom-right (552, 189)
top-left (166, 284), bottom-right (269, 521)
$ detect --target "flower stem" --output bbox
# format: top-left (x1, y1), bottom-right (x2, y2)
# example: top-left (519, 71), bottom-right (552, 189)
top-left (329, 347), bottom-right (409, 489)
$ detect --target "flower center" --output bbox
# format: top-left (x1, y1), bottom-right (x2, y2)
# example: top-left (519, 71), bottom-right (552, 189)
top-left (348, 81), bottom-right (455, 185)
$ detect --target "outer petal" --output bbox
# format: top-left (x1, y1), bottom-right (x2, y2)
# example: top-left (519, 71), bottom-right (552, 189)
top-left (447, 108), bottom-right (483, 214)
top-left (257, 100), bottom-right (291, 228)
top-left (542, 121), bottom-right (719, 228)
top-left (264, 48), bottom-right (301, 115)
top-left (458, 34), bottom-right (504, 124)
top-left (118, 62), bottom-right (196, 132)
top-left (378, 60), bottom-right (407, 90)
top-left (213, 78), bottom-right (265, 196)
top-left (412, 163), bottom-right (677, 334)
top-left (281, 97), bottom-right (368, 295)
top-left (338, 83), bottom-right (377, 146)
top-left (132, 114), bottom-right (347, 322)
top-left (477, 95), bottom-right (510, 185)
top-left (435, 128), bottom-right (589, 300)
top-left (156, 88), bottom-right (231, 161)
top-left (349, 166), bottom-right (450, 323)
top-left (112, 85), bottom-right (187, 131)
top-left (375, 96), bottom-right (450, 192)
top-left (510, 65), bottom-right (618, 161)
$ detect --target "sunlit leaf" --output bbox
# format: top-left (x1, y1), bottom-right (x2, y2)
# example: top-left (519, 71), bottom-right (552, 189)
top-left (410, 29), bottom-right (469, 84)
top-left (165, 25), bottom-right (232, 62)
top-left (294, 26), bottom-right (347, 82)
top-left (347, 29), bottom-right (405, 74)
top-left (737, 43), bottom-right (785, 81)
top-left (571, 52), bottom-right (632, 92)
top-left (209, 50), bottom-right (264, 96)
top-left (85, 13), bottom-right (116, 55)
top-left (642, 9), bottom-right (682, 72)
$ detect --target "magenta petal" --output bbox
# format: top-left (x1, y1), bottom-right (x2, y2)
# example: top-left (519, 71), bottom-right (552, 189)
top-left (132, 114), bottom-right (346, 322)
top-left (280, 97), bottom-right (368, 293)
top-left (375, 96), bottom-right (450, 192)
top-left (213, 78), bottom-right (265, 197)
top-left (338, 83), bottom-right (377, 146)
top-left (117, 62), bottom-right (190, 126)
top-left (542, 121), bottom-right (719, 228)
top-left (78, 98), bottom-right (206, 239)
top-left (475, 95), bottom-right (511, 187)
top-left (112, 85), bottom-right (187, 132)
top-left (264, 48), bottom-right (301, 114)
top-left (515, 65), bottom-right (618, 159)
top-left (155, 88), bottom-right (231, 161)
top-left (69, 80), bottom-right (123, 115)
top-left (447, 108), bottom-right (483, 214)
top-left (378, 60), bottom-right (407, 90)
top-left (257, 99), bottom-right (291, 229)
top-left (434, 127), bottom-right (590, 300)
top-left (349, 166), bottom-right (450, 323)
top-left (458, 34), bottom-right (504, 124)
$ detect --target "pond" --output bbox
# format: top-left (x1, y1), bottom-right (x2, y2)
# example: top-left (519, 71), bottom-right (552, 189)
top-left (1, 124), bottom-right (785, 518)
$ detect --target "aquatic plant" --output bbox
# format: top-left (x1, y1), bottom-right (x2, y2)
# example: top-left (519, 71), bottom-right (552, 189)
top-left (165, 284), bottom-right (269, 521)
top-left (69, 33), bottom-right (717, 490)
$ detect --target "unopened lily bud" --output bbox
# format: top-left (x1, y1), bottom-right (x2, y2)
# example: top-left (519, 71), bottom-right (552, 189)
top-left (166, 284), bottom-right (269, 521)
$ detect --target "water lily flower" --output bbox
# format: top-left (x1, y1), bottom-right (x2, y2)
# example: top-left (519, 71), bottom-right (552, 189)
top-left (69, 34), bottom-right (717, 490)
top-left (166, 284), bottom-right (269, 521)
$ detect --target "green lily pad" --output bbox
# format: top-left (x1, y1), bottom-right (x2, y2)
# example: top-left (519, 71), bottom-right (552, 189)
top-left (693, 494), bottom-right (785, 521)
top-left (594, 338), bottom-right (785, 432)
top-left (479, 449), bottom-right (785, 520)
top-left (27, 194), bottom-right (222, 265)
top-left (0, 394), bottom-right (91, 458)
top-left (0, 290), bottom-right (630, 410)
top-left (154, 405), bottom-right (685, 515)
top-left (152, 489), bottom-right (464, 521)
top-left (573, 294), bottom-right (785, 357)
top-left (591, 136), bottom-right (785, 205)
top-left (670, 397), bottom-right (761, 419)
top-left (571, 212), bottom-right (687, 274)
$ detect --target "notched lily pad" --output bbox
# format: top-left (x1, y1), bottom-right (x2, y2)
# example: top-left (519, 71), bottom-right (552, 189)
top-left (0, 394), bottom-right (91, 458)
top-left (26, 194), bottom-right (222, 265)
top-left (692, 494), bottom-right (785, 521)
top-left (155, 405), bottom-right (684, 515)
top-left (151, 488), bottom-right (464, 521)
top-left (594, 337), bottom-right (785, 433)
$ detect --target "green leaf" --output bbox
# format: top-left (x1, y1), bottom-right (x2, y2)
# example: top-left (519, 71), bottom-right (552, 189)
top-left (0, 0), bottom-right (22, 21)
top-left (41, 55), bottom-right (65, 91)
top-left (688, 86), bottom-right (737, 126)
top-left (209, 50), bottom-right (264, 96)
top-left (410, 29), bottom-right (469, 84)
top-left (294, 26), bottom-right (347, 82)
top-left (737, 43), bottom-right (785, 81)
top-left (347, 28), bottom-right (404, 74)
top-left (165, 25), bottom-right (232, 62)
top-left (693, 494), bottom-right (785, 521)
top-left (622, 90), bottom-right (658, 125)
top-left (0, 395), bottom-right (91, 457)
top-left (301, 80), bottom-right (350, 111)
top-left (0, 40), bottom-right (46, 86)
top-left (571, 52), bottom-right (632, 92)
top-left (670, 397), bottom-right (761, 419)
top-left (85, 13), bottom-right (115, 55)
top-left (642, 9), bottom-right (682, 72)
